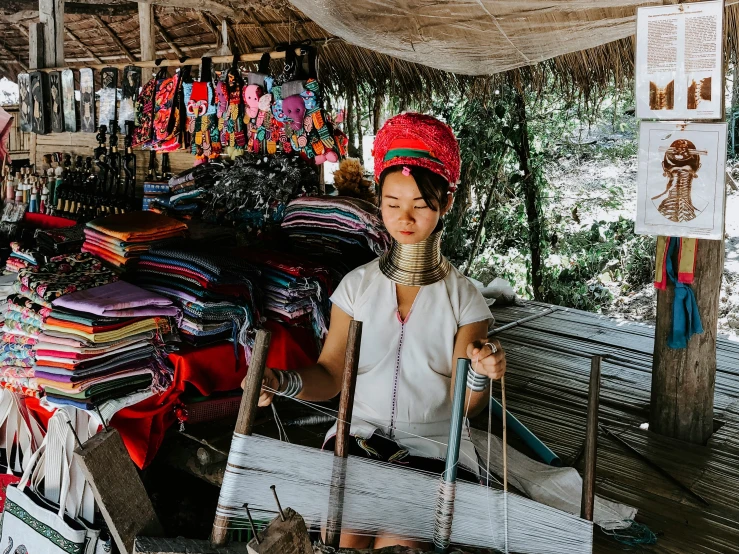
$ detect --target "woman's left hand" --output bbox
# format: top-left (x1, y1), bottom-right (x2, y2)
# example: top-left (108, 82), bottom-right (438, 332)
top-left (466, 339), bottom-right (506, 380)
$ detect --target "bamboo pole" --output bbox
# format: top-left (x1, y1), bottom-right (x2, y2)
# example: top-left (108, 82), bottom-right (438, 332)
top-left (325, 320), bottom-right (363, 548)
top-left (580, 356), bottom-right (601, 521)
top-left (211, 329), bottom-right (272, 547)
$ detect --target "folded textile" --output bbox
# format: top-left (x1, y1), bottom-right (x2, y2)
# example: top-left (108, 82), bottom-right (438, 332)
top-left (43, 318), bottom-right (162, 344)
top-left (87, 212), bottom-right (188, 242)
top-left (81, 243), bottom-right (132, 268)
top-left (17, 252), bottom-right (119, 304)
top-left (52, 280), bottom-right (179, 318)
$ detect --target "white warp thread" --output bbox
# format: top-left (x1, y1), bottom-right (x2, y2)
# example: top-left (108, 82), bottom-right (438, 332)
top-left (216, 434), bottom-right (593, 554)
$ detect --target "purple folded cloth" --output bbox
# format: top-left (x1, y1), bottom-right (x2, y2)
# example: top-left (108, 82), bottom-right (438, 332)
top-left (52, 280), bottom-right (181, 317)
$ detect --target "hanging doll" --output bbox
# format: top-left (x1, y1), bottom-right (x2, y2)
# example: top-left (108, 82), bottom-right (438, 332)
top-left (243, 53), bottom-right (275, 155)
top-left (217, 56), bottom-right (246, 160)
top-left (271, 47), bottom-right (342, 164)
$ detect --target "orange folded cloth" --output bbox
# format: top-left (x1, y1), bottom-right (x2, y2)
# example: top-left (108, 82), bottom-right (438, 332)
top-left (87, 212), bottom-right (187, 242)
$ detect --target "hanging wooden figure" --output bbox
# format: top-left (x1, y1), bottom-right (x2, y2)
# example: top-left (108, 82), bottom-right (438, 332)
top-left (119, 66), bottom-right (142, 128)
top-left (61, 69), bottom-right (77, 133)
top-left (99, 67), bottom-right (118, 129)
top-left (49, 71), bottom-right (64, 133)
top-left (30, 71), bottom-right (50, 135)
top-left (17, 73), bottom-right (32, 133)
top-left (80, 69), bottom-right (96, 133)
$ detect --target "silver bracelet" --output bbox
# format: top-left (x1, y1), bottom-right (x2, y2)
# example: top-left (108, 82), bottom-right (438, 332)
top-left (467, 366), bottom-right (489, 392)
top-left (277, 370), bottom-right (303, 398)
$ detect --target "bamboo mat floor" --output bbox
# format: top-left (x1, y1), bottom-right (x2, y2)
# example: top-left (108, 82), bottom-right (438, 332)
top-left (485, 301), bottom-right (739, 554)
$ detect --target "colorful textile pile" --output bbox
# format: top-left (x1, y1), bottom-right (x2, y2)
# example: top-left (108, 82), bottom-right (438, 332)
top-left (35, 280), bottom-right (177, 409)
top-left (5, 242), bottom-right (38, 273)
top-left (34, 225), bottom-right (86, 257)
top-left (242, 250), bottom-right (331, 344)
top-left (0, 253), bottom-right (120, 397)
top-left (143, 162), bottom-right (225, 216)
top-left (281, 196), bottom-right (390, 271)
top-left (129, 245), bottom-right (260, 349)
top-left (82, 212), bottom-right (188, 269)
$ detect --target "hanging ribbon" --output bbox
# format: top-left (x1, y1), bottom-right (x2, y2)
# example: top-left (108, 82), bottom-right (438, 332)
top-left (659, 236), bottom-right (703, 349)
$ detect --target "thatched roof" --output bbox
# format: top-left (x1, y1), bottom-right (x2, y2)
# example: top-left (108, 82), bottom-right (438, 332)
top-left (0, 1), bottom-right (738, 100)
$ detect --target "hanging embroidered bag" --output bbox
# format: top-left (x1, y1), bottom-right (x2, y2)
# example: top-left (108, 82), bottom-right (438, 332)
top-left (133, 68), bottom-right (166, 147)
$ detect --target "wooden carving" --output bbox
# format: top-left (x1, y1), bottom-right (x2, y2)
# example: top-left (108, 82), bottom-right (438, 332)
top-left (17, 73), bottom-right (32, 132)
top-left (49, 71), bottom-right (64, 133)
top-left (80, 68), bottom-right (96, 133)
top-left (99, 67), bottom-right (118, 128)
top-left (119, 65), bottom-right (142, 127)
top-left (61, 69), bottom-right (77, 132)
top-left (30, 71), bottom-right (50, 135)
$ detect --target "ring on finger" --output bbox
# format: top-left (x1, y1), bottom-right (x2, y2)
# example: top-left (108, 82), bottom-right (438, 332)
top-left (484, 341), bottom-right (498, 354)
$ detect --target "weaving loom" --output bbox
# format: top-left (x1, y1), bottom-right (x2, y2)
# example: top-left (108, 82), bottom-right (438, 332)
top-left (209, 323), bottom-right (598, 553)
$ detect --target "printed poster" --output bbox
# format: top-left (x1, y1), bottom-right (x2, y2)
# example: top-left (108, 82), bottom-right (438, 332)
top-left (635, 1), bottom-right (723, 120)
top-left (635, 121), bottom-right (727, 239)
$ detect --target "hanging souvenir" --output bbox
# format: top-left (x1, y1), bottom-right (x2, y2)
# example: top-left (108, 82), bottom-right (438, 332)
top-left (16, 73), bottom-right (31, 133)
top-left (148, 69), bottom-right (180, 151)
top-left (243, 53), bottom-right (275, 155)
top-left (153, 67), bottom-right (190, 152)
top-left (218, 56), bottom-right (246, 159)
top-left (29, 71), bottom-right (50, 135)
top-left (98, 67), bottom-right (118, 129)
top-left (119, 66), bottom-right (141, 128)
top-left (61, 69), bottom-right (77, 132)
top-left (271, 47), bottom-right (341, 164)
top-left (189, 57), bottom-right (220, 164)
top-left (79, 69), bottom-right (96, 133)
top-left (133, 68), bottom-right (165, 147)
top-left (48, 72), bottom-right (64, 133)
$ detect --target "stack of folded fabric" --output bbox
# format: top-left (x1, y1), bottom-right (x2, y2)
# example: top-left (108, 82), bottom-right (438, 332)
top-left (130, 245), bottom-right (260, 349)
top-left (34, 225), bottom-right (86, 257)
top-left (144, 162), bottom-right (224, 216)
top-left (242, 250), bottom-right (332, 344)
top-left (82, 212), bottom-right (188, 269)
top-left (281, 196), bottom-right (391, 273)
top-left (34, 280), bottom-right (178, 409)
top-left (0, 253), bottom-right (120, 397)
top-left (5, 242), bottom-right (38, 273)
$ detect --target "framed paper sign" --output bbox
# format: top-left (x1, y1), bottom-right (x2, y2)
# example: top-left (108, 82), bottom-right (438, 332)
top-left (635, 121), bottom-right (727, 239)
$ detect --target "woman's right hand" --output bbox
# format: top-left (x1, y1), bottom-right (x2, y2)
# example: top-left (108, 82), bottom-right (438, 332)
top-left (240, 367), bottom-right (281, 407)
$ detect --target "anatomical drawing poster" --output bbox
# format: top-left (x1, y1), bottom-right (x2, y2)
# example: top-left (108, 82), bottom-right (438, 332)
top-left (635, 122), bottom-right (727, 240)
top-left (635, 1), bottom-right (723, 120)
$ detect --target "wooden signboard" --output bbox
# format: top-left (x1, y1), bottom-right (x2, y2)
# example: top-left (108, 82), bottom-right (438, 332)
top-left (61, 69), bottom-right (77, 132)
top-left (119, 65), bottom-right (142, 127)
top-left (17, 73), bottom-right (32, 132)
top-left (80, 68), bottom-right (96, 133)
top-left (49, 71), bottom-right (64, 133)
top-left (30, 71), bottom-right (50, 135)
top-left (99, 67), bottom-right (118, 128)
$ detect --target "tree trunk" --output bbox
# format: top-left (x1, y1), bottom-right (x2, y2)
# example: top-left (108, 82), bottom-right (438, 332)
top-left (373, 92), bottom-right (383, 135)
top-left (650, 237), bottom-right (723, 444)
top-left (345, 93), bottom-right (360, 159)
top-left (733, 61), bottom-right (739, 155)
top-left (464, 174), bottom-right (499, 276)
top-left (513, 89), bottom-right (543, 300)
top-left (355, 91), bottom-right (364, 161)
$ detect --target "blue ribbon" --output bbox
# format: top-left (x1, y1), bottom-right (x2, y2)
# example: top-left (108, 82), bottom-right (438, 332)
top-left (665, 237), bottom-right (703, 349)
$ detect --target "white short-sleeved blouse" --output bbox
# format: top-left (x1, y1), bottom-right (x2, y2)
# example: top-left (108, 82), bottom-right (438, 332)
top-left (325, 258), bottom-right (492, 470)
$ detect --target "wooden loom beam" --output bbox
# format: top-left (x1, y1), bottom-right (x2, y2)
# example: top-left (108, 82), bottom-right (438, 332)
top-left (580, 356), bottom-right (600, 521)
top-left (211, 329), bottom-right (272, 547)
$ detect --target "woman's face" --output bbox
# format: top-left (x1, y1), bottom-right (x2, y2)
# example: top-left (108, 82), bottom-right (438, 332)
top-left (380, 170), bottom-right (452, 244)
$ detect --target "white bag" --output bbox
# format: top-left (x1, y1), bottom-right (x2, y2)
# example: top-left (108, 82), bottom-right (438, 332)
top-left (0, 389), bottom-right (45, 474)
top-left (0, 415), bottom-right (88, 554)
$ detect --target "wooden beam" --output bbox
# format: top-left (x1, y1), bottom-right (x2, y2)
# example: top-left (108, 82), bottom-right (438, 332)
top-left (135, 0), bottom-right (235, 18)
top-left (153, 13), bottom-right (184, 59)
top-left (39, 0), bottom-right (65, 68)
top-left (650, 237), bottom-right (722, 444)
top-left (92, 14), bottom-right (136, 63)
top-left (138, 2), bottom-right (155, 62)
top-left (67, 2), bottom-right (138, 16)
top-left (28, 22), bottom-right (44, 69)
top-left (65, 26), bottom-right (103, 64)
top-left (0, 42), bottom-right (28, 71)
top-left (74, 429), bottom-right (164, 554)
top-left (13, 22), bottom-right (28, 37)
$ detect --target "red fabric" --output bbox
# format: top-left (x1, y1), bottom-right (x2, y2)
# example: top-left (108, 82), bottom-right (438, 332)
top-left (24, 396), bottom-right (54, 429)
top-left (0, 474), bottom-right (20, 511)
top-left (110, 320), bottom-right (317, 468)
top-left (23, 213), bottom-right (77, 229)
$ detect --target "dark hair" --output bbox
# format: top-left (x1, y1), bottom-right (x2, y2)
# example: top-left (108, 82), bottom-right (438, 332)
top-left (378, 166), bottom-right (450, 211)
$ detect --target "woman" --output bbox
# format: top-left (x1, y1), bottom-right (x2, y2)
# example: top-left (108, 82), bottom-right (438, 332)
top-left (255, 113), bottom-right (506, 549)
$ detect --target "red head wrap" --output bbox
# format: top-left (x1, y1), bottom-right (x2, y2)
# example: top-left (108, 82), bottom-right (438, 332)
top-left (372, 113), bottom-right (460, 191)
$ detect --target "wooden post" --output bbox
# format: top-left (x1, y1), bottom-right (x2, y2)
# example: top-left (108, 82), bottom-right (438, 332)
top-left (138, 2), bottom-right (156, 62)
top-left (74, 428), bottom-right (164, 554)
top-left (39, 0), bottom-right (64, 68)
top-left (650, 238), bottom-right (723, 444)
top-left (28, 23), bottom-right (44, 70)
top-left (580, 356), bottom-right (600, 521)
top-left (211, 329), bottom-right (272, 547)
top-left (325, 320), bottom-right (363, 548)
